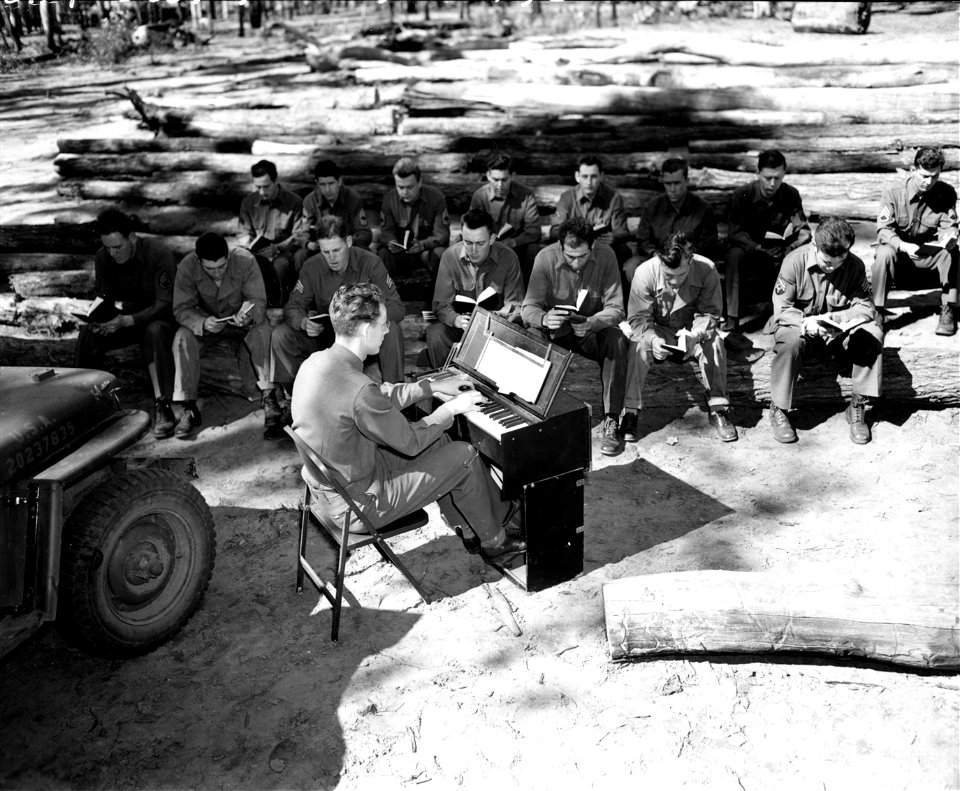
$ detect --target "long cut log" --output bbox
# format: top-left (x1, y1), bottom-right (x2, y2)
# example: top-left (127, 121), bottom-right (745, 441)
top-left (398, 110), bottom-right (832, 136)
top-left (9, 270), bottom-right (94, 299)
top-left (52, 147), bottom-right (959, 180)
top-left (56, 170), bottom-right (906, 221)
top-left (0, 253), bottom-right (91, 276)
top-left (603, 571), bottom-right (959, 670)
top-left (405, 82), bottom-right (959, 123)
top-left (588, 29), bottom-right (959, 67)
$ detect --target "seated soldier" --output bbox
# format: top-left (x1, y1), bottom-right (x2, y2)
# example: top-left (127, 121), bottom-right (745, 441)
top-left (724, 149), bottom-right (811, 335)
top-left (291, 282), bottom-right (526, 565)
top-left (272, 215), bottom-right (406, 398)
top-left (624, 157), bottom-right (719, 285)
top-left (238, 158), bottom-right (304, 308)
top-left (550, 154), bottom-right (632, 267)
top-left (378, 157), bottom-right (450, 278)
top-left (295, 159), bottom-right (373, 272)
top-left (427, 208), bottom-right (525, 368)
top-left (766, 216), bottom-right (883, 445)
top-left (172, 233), bottom-right (283, 440)
top-left (522, 216), bottom-right (632, 457)
top-left (468, 152), bottom-right (542, 283)
top-left (74, 209), bottom-right (178, 439)
top-left (871, 146), bottom-right (959, 337)
top-left (623, 231), bottom-right (737, 443)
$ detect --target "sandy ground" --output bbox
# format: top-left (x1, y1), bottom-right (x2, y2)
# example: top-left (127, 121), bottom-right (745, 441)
top-left (1, 5), bottom-right (959, 791)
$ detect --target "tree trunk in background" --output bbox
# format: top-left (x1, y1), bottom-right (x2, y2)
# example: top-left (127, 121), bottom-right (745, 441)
top-left (0, 1), bottom-right (22, 52)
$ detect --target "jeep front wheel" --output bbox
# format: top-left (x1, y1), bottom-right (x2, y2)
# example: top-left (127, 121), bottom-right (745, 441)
top-left (57, 468), bottom-right (215, 657)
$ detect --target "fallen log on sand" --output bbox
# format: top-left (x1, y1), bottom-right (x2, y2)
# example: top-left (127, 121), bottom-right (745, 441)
top-left (603, 570), bottom-right (959, 670)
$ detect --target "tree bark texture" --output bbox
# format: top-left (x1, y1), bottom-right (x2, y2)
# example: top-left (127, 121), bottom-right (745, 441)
top-left (603, 571), bottom-right (959, 670)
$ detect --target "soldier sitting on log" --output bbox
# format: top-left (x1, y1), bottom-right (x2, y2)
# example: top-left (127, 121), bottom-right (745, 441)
top-left (238, 158), bottom-right (305, 309)
top-left (377, 156), bottom-right (450, 278)
top-left (468, 151), bottom-right (542, 284)
top-left (172, 233), bottom-right (285, 440)
top-left (624, 157), bottom-right (719, 286)
top-left (426, 209), bottom-right (525, 368)
top-left (723, 149), bottom-right (811, 339)
top-left (522, 217), bottom-right (631, 457)
top-left (272, 216), bottom-right (406, 405)
top-left (74, 208), bottom-right (179, 440)
top-left (623, 230), bottom-right (737, 444)
top-left (294, 159), bottom-right (373, 273)
top-left (871, 146), bottom-right (959, 337)
top-left (550, 154), bottom-right (632, 268)
top-left (765, 216), bottom-right (883, 446)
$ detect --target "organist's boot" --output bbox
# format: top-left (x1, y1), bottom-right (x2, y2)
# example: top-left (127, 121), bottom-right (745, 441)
top-left (480, 534), bottom-right (527, 569)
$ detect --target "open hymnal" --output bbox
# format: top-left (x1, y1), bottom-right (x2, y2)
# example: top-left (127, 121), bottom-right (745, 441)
top-left (915, 237), bottom-right (957, 258)
top-left (389, 230), bottom-right (412, 251)
top-left (593, 220), bottom-right (612, 235)
top-left (661, 329), bottom-right (695, 354)
top-left (815, 314), bottom-right (871, 333)
top-left (71, 296), bottom-right (120, 324)
top-left (555, 289), bottom-right (589, 323)
top-left (453, 286), bottom-right (500, 314)
top-left (764, 222), bottom-right (795, 242)
top-left (496, 222), bottom-right (513, 240)
top-left (213, 300), bottom-right (256, 324)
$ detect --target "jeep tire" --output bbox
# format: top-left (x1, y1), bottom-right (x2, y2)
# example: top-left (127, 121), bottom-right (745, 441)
top-left (57, 468), bottom-right (215, 657)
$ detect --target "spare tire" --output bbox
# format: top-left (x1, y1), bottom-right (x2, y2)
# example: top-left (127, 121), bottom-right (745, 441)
top-left (57, 468), bottom-right (215, 657)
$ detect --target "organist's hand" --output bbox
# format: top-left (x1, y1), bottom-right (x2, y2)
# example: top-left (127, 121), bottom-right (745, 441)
top-left (445, 390), bottom-right (486, 416)
top-left (431, 374), bottom-right (475, 397)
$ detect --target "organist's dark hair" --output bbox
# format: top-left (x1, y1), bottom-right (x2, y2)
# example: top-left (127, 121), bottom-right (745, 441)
top-left (331, 283), bottom-right (383, 338)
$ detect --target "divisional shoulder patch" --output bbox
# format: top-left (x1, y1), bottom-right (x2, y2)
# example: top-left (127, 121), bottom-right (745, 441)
top-left (159, 271), bottom-right (172, 290)
top-left (294, 280), bottom-right (304, 294)
top-left (774, 278), bottom-right (787, 295)
top-left (379, 211), bottom-right (386, 227)
top-left (358, 209), bottom-right (369, 227)
top-left (441, 209), bottom-right (451, 226)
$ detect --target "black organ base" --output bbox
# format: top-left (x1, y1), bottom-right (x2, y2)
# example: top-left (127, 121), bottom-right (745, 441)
top-left (490, 468), bottom-right (585, 593)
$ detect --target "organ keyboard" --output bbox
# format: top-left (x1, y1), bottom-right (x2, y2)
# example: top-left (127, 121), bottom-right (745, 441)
top-left (421, 309), bottom-right (591, 591)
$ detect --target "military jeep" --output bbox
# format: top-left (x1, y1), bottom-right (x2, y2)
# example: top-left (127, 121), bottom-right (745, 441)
top-left (0, 366), bottom-right (215, 659)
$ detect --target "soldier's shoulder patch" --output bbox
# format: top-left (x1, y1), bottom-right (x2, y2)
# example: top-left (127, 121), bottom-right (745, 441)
top-left (379, 211), bottom-right (386, 226)
top-left (294, 280), bottom-right (304, 294)
top-left (863, 278), bottom-right (873, 295)
top-left (774, 278), bottom-right (787, 295)
top-left (358, 209), bottom-right (369, 226)
top-left (159, 271), bottom-right (172, 290)
top-left (441, 209), bottom-right (451, 226)
top-left (385, 274), bottom-right (396, 291)
top-left (878, 204), bottom-right (893, 224)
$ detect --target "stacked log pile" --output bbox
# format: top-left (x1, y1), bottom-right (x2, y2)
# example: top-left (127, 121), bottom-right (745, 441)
top-left (2, 16), bottom-right (957, 403)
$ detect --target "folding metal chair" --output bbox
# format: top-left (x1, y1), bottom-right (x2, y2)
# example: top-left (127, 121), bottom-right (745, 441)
top-left (284, 426), bottom-right (431, 641)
